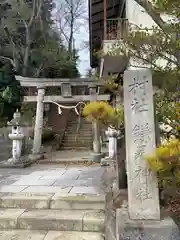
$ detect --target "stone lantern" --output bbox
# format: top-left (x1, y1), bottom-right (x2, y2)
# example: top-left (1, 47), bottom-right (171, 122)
top-left (101, 127), bottom-right (120, 166)
top-left (7, 110), bottom-right (24, 164)
top-left (105, 127), bottom-right (120, 159)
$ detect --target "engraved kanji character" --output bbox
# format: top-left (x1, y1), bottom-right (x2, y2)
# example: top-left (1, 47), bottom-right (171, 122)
top-left (132, 122), bottom-right (151, 138)
top-left (131, 97), bottom-right (148, 113)
top-left (128, 77), bottom-right (148, 95)
top-left (136, 186), bottom-right (152, 201)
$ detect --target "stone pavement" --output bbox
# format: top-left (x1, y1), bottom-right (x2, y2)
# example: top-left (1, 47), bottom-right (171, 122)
top-left (43, 150), bottom-right (92, 163)
top-left (0, 164), bottom-right (108, 239)
top-left (42, 149), bottom-right (108, 163)
top-left (0, 164), bottom-right (106, 193)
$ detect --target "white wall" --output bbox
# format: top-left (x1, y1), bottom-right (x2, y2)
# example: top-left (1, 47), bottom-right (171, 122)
top-left (126, 0), bottom-right (155, 29)
top-left (126, 0), bottom-right (174, 69)
top-left (126, 0), bottom-right (172, 29)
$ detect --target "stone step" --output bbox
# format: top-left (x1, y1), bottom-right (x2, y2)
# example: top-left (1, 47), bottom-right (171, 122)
top-left (63, 137), bottom-right (92, 142)
top-left (63, 134), bottom-right (92, 140)
top-left (63, 132), bottom-right (92, 136)
top-left (65, 133), bottom-right (92, 136)
top-left (66, 125), bottom-right (92, 128)
top-left (65, 126), bottom-right (92, 130)
top-left (0, 229), bottom-right (104, 240)
top-left (63, 136), bottom-right (92, 139)
top-left (61, 146), bottom-right (92, 150)
top-left (0, 208), bottom-right (105, 232)
top-left (66, 121), bottom-right (91, 125)
top-left (62, 138), bottom-right (92, 141)
top-left (63, 135), bottom-right (92, 138)
top-left (65, 128), bottom-right (92, 132)
top-left (61, 140), bottom-right (92, 144)
top-left (0, 192), bottom-right (105, 210)
top-left (64, 131), bottom-right (92, 135)
top-left (64, 132), bottom-right (92, 135)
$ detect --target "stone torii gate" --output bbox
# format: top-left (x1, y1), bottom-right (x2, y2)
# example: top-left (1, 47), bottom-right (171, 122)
top-left (16, 76), bottom-right (110, 161)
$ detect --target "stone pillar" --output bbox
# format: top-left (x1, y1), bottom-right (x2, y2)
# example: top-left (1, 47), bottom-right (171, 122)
top-left (32, 86), bottom-right (45, 155)
top-left (93, 121), bottom-right (101, 153)
top-left (109, 136), bottom-right (116, 158)
top-left (123, 69), bottom-right (160, 220)
top-left (116, 68), bottom-right (179, 240)
top-left (89, 83), bottom-right (103, 162)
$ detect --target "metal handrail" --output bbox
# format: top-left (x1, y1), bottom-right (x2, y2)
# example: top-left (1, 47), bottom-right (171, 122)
top-left (104, 18), bottom-right (128, 40)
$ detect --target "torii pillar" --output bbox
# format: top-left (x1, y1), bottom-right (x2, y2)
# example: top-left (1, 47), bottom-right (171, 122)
top-left (32, 86), bottom-right (45, 155)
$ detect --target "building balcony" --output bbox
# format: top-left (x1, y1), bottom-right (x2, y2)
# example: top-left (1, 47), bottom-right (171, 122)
top-left (100, 18), bottom-right (129, 77)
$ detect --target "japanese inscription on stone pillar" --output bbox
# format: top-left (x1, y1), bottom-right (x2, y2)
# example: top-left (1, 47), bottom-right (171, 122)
top-left (123, 69), bottom-right (160, 220)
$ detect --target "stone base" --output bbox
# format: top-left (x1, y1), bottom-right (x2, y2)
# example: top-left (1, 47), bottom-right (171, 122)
top-left (0, 159), bottom-right (33, 168)
top-left (112, 180), bottom-right (120, 198)
top-left (101, 157), bottom-right (115, 167)
top-left (0, 153), bottom-right (44, 169)
top-left (116, 207), bottom-right (180, 240)
top-left (28, 153), bottom-right (44, 162)
top-left (89, 153), bottom-right (105, 163)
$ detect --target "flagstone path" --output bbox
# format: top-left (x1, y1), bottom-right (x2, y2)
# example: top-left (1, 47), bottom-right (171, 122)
top-left (0, 164), bottom-right (106, 193)
top-left (0, 163), bottom-right (109, 239)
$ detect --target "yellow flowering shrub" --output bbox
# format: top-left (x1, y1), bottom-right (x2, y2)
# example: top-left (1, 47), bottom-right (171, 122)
top-left (104, 78), bottom-right (119, 93)
top-left (145, 139), bottom-right (180, 190)
top-left (83, 101), bottom-right (124, 129)
top-left (103, 74), bottom-right (121, 94)
top-left (111, 106), bottom-right (124, 129)
top-left (83, 101), bottom-right (114, 123)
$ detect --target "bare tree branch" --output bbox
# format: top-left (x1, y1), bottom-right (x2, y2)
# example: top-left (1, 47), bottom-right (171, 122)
top-left (55, 0), bottom-right (86, 58)
top-left (134, 0), bottom-right (169, 32)
top-left (22, 0), bottom-right (43, 76)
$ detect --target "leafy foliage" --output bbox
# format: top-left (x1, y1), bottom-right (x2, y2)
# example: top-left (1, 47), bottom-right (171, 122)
top-left (104, 74), bottom-right (119, 94)
top-left (83, 101), bottom-right (124, 129)
top-left (83, 101), bottom-right (114, 123)
top-left (109, 0), bottom-right (180, 91)
top-left (0, 0), bottom-right (79, 78)
top-left (145, 139), bottom-right (180, 196)
top-left (0, 59), bottom-right (23, 120)
top-left (155, 92), bottom-right (180, 139)
top-left (0, 0), bottom-right (80, 120)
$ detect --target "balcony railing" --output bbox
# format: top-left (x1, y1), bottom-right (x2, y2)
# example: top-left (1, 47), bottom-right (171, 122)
top-left (104, 18), bottom-right (128, 40)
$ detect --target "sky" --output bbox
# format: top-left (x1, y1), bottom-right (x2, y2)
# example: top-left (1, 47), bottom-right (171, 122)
top-left (55, 0), bottom-right (90, 77)
top-left (71, 0), bottom-right (90, 77)
top-left (75, 26), bottom-right (90, 77)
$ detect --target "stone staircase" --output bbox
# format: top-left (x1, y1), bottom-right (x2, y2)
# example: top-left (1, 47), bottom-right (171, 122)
top-left (61, 117), bottom-right (93, 150)
top-left (0, 192), bottom-right (105, 239)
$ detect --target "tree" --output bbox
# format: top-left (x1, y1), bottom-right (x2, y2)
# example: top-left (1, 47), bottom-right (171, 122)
top-left (55, 0), bottom-right (86, 59)
top-left (0, 0), bottom-right (44, 76)
top-left (0, 0), bottom-right (80, 78)
top-left (155, 92), bottom-right (180, 139)
top-left (0, 0), bottom-right (80, 121)
top-left (111, 0), bottom-right (180, 91)
top-left (0, 59), bottom-right (23, 120)
top-left (107, 0), bottom-right (180, 140)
